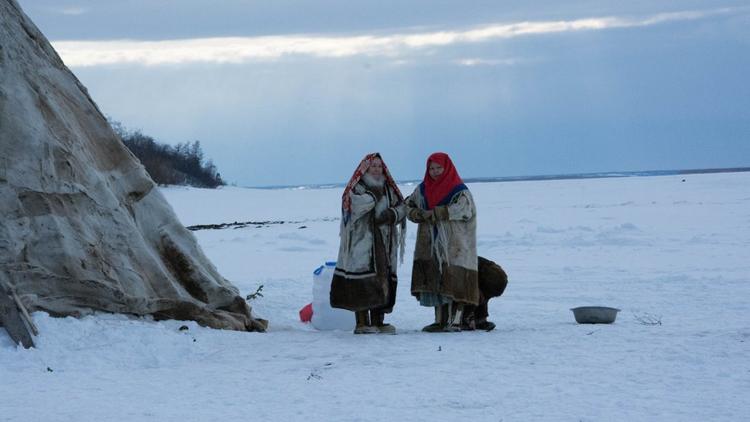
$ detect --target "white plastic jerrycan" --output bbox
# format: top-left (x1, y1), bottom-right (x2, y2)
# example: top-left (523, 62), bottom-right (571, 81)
top-left (311, 261), bottom-right (355, 331)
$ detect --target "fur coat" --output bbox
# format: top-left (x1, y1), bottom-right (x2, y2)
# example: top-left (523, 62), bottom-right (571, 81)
top-left (406, 184), bottom-right (479, 306)
top-left (330, 182), bottom-right (406, 312)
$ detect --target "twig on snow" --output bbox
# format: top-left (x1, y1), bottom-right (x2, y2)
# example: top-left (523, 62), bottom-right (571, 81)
top-left (632, 311), bottom-right (662, 326)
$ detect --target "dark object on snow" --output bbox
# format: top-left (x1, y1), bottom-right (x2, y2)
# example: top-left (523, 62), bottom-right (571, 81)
top-left (179, 325), bottom-right (189, 331)
top-left (187, 220), bottom-right (293, 231)
top-left (462, 257), bottom-right (508, 331)
top-left (478, 256), bottom-right (508, 299)
top-left (571, 306), bottom-right (620, 324)
top-left (474, 257), bottom-right (509, 316)
top-left (246, 285), bottom-right (264, 301)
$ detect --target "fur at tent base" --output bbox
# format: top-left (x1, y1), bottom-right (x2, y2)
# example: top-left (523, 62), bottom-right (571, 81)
top-left (0, 267), bottom-right (268, 343)
top-left (0, 276), bottom-right (37, 348)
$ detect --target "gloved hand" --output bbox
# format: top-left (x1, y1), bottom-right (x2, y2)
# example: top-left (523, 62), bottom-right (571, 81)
top-left (408, 208), bottom-right (433, 224)
top-left (374, 208), bottom-right (396, 225)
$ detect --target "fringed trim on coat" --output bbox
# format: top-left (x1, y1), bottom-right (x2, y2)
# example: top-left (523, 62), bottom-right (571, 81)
top-left (431, 221), bottom-right (451, 272)
top-left (398, 218), bottom-right (407, 264)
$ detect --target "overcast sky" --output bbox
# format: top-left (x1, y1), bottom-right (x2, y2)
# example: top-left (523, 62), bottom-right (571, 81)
top-left (18, 0), bottom-right (750, 186)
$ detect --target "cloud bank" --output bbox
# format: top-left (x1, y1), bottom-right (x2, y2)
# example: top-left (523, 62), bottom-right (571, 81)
top-left (52, 8), bottom-right (736, 67)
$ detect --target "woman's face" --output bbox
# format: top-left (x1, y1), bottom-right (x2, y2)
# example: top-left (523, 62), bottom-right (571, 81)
top-left (428, 161), bottom-right (444, 180)
top-left (367, 158), bottom-right (384, 178)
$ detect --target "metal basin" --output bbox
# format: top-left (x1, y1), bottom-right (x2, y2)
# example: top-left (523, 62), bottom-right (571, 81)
top-left (571, 306), bottom-right (620, 324)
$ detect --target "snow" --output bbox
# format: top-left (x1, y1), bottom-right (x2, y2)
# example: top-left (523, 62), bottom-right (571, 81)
top-left (2, 172), bottom-right (749, 421)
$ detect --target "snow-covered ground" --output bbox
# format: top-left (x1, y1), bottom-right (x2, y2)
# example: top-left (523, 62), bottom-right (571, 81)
top-left (2, 172), bottom-right (749, 421)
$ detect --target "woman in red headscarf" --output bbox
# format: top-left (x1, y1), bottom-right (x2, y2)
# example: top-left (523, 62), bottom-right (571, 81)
top-left (406, 152), bottom-right (479, 332)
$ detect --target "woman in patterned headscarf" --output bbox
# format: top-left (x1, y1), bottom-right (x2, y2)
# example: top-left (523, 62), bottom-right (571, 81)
top-left (330, 153), bottom-right (407, 334)
top-left (406, 152), bottom-right (479, 332)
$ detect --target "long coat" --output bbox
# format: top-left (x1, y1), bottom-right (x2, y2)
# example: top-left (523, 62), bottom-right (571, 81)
top-left (330, 182), bottom-right (406, 312)
top-left (406, 184), bottom-right (479, 306)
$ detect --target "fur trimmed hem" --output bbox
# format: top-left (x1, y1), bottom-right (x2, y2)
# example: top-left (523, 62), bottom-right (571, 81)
top-left (330, 273), bottom-right (397, 312)
top-left (410, 259), bottom-right (480, 305)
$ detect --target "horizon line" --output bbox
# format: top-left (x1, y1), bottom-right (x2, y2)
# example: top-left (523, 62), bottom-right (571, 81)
top-left (234, 165), bottom-right (750, 190)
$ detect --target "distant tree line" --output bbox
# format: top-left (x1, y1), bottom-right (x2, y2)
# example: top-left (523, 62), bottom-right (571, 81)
top-left (110, 119), bottom-right (225, 188)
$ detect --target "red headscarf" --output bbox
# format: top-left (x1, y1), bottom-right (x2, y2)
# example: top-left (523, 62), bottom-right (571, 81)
top-left (422, 152), bottom-right (465, 210)
top-left (341, 153), bottom-right (403, 225)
